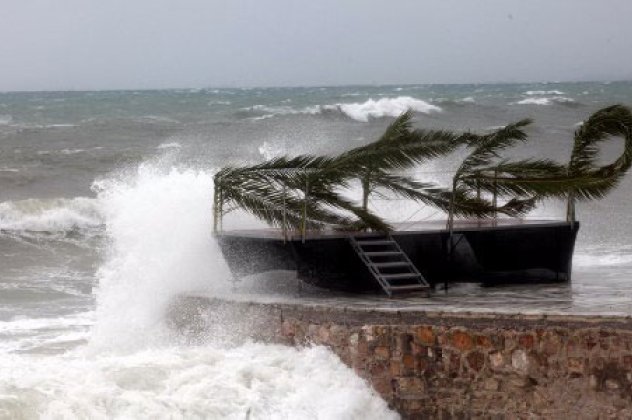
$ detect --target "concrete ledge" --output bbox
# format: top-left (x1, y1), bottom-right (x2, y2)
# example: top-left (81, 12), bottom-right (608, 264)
top-left (171, 294), bottom-right (632, 419)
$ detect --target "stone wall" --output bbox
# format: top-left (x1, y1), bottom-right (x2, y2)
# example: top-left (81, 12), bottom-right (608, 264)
top-left (171, 296), bottom-right (632, 419)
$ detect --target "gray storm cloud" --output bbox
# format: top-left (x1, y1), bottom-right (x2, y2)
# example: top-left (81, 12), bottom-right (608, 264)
top-left (1, 0), bottom-right (631, 91)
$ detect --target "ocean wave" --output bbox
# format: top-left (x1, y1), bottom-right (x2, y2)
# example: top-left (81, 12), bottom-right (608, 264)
top-left (157, 142), bottom-right (182, 149)
top-left (514, 97), bottom-right (576, 106)
top-left (244, 96), bottom-right (441, 122)
top-left (134, 115), bottom-right (181, 124)
top-left (0, 197), bottom-right (102, 233)
top-left (337, 97), bottom-right (441, 122)
top-left (432, 97), bottom-right (476, 105)
top-left (0, 344), bottom-right (396, 419)
top-left (524, 90), bottom-right (565, 95)
top-left (0, 114), bottom-right (12, 125)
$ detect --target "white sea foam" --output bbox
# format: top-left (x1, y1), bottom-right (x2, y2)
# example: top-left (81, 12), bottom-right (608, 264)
top-left (207, 100), bottom-right (232, 106)
top-left (574, 251), bottom-right (632, 268)
top-left (157, 141), bottom-right (182, 149)
top-left (0, 344), bottom-right (396, 419)
top-left (337, 97), bottom-right (441, 122)
top-left (0, 197), bottom-right (102, 232)
top-left (136, 115), bottom-right (180, 124)
top-left (246, 97), bottom-right (440, 122)
top-left (60, 148), bottom-right (87, 155)
top-left (0, 163), bottom-right (399, 417)
top-left (524, 90), bottom-right (565, 95)
top-left (0, 114), bottom-right (12, 125)
top-left (515, 97), bottom-right (575, 106)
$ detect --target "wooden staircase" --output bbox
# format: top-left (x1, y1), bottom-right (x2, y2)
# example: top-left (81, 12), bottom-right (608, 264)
top-left (349, 235), bottom-right (430, 296)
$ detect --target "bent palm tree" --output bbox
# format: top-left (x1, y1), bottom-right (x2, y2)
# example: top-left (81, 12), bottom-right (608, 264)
top-left (447, 120), bottom-right (564, 235)
top-left (214, 112), bottom-right (467, 234)
top-left (456, 105), bottom-right (632, 225)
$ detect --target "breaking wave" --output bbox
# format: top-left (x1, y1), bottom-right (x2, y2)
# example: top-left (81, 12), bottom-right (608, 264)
top-left (0, 197), bottom-right (102, 233)
top-left (0, 344), bottom-right (396, 419)
top-left (244, 96), bottom-right (441, 122)
top-left (338, 97), bottom-right (441, 121)
top-left (524, 90), bottom-right (565, 96)
top-left (515, 97), bottom-right (577, 106)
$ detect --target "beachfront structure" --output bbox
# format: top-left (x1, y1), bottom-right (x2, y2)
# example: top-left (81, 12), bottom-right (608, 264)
top-left (213, 105), bottom-right (632, 295)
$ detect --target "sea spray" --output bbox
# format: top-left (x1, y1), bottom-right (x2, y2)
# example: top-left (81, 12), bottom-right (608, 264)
top-left (91, 164), bottom-right (231, 349)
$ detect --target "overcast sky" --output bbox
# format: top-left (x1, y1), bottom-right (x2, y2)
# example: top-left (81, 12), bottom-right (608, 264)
top-left (1, 0), bottom-right (632, 91)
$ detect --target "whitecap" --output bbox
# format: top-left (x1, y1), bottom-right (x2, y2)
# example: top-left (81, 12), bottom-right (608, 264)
top-left (157, 142), bottom-right (182, 149)
top-left (0, 197), bottom-right (102, 232)
top-left (0, 114), bottom-right (13, 125)
top-left (244, 96), bottom-right (440, 122)
top-left (60, 149), bottom-right (86, 155)
top-left (514, 97), bottom-right (575, 106)
top-left (207, 100), bottom-right (231, 106)
top-left (337, 96), bottom-right (441, 122)
top-left (524, 90), bottom-right (565, 95)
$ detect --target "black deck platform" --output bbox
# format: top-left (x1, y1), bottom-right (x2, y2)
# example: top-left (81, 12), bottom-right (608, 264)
top-left (215, 219), bottom-right (580, 293)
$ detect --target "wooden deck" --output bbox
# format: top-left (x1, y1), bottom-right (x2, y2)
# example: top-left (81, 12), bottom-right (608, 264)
top-left (216, 218), bottom-right (569, 240)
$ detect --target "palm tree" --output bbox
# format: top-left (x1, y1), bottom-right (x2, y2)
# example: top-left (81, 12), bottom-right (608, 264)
top-left (565, 104), bottom-right (632, 223)
top-left (213, 112), bottom-right (470, 235)
top-left (455, 105), bottom-right (632, 227)
top-left (446, 120), bottom-right (565, 236)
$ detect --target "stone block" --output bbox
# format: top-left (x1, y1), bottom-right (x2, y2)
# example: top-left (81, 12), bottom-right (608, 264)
top-left (402, 354), bottom-right (415, 370)
top-left (374, 346), bottom-right (390, 360)
top-left (567, 357), bottom-right (585, 375)
top-left (483, 377), bottom-right (500, 391)
top-left (451, 330), bottom-right (474, 351)
top-left (396, 377), bottom-right (425, 398)
top-left (416, 326), bottom-right (435, 346)
top-left (475, 334), bottom-right (493, 349)
top-left (511, 349), bottom-right (528, 374)
top-left (466, 351), bottom-right (485, 372)
top-left (518, 334), bottom-right (535, 349)
top-left (489, 351), bottom-right (505, 370)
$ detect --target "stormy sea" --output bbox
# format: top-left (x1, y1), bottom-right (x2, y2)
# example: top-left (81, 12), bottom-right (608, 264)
top-left (1, 82), bottom-right (632, 418)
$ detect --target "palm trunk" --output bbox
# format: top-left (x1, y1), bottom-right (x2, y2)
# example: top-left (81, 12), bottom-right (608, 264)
top-left (361, 175), bottom-right (370, 211)
top-left (566, 192), bottom-right (576, 224)
top-left (301, 176), bottom-right (309, 243)
top-left (213, 183), bottom-right (221, 234)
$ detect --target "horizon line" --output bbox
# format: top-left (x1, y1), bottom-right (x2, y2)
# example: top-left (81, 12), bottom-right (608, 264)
top-left (1, 79), bottom-right (631, 95)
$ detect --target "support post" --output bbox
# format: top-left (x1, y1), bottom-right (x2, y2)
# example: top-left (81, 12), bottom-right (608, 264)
top-left (492, 170), bottom-right (498, 226)
top-left (282, 185), bottom-right (287, 243)
top-left (302, 175), bottom-right (309, 243)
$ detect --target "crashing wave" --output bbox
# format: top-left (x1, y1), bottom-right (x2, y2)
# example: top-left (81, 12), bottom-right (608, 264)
top-left (0, 197), bottom-right (102, 233)
top-left (0, 114), bottom-right (13, 125)
top-left (337, 97), bottom-right (441, 122)
top-left (244, 96), bottom-right (441, 122)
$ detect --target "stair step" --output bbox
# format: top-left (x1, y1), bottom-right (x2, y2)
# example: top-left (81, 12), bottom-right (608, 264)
top-left (357, 240), bottom-right (396, 246)
top-left (381, 273), bottom-right (421, 280)
top-left (388, 285), bottom-right (429, 291)
top-left (350, 234), bottom-right (430, 296)
top-left (364, 251), bottom-right (402, 257)
top-left (371, 262), bottom-right (410, 268)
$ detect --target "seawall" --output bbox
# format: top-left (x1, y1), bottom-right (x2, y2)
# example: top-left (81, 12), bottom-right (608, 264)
top-left (170, 294), bottom-right (632, 419)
